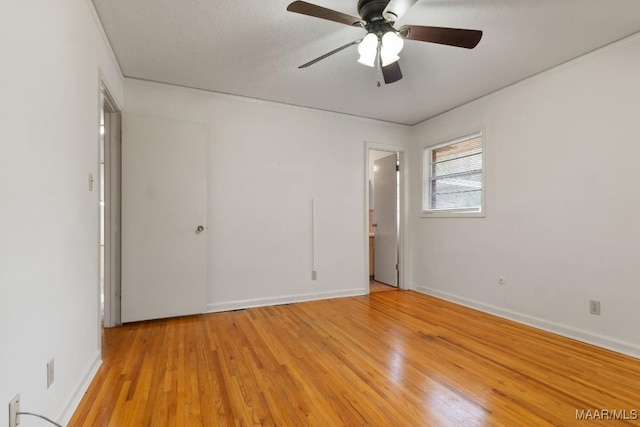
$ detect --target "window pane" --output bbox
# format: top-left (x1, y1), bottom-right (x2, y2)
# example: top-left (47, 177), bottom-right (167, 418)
top-left (431, 189), bottom-right (482, 210)
top-left (432, 136), bottom-right (481, 163)
top-left (423, 132), bottom-right (483, 213)
top-left (432, 172), bottom-right (482, 195)
top-left (433, 153), bottom-right (482, 177)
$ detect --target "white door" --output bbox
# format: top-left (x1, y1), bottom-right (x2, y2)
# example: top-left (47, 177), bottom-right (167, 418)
top-left (121, 114), bottom-right (208, 323)
top-left (373, 153), bottom-right (398, 286)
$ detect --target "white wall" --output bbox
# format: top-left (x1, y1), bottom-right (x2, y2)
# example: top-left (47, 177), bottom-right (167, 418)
top-left (410, 34), bottom-right (640, 357)
top-left (0, 0), bottom-right (123, 424)
top-left (123, 79), bottom-right (410, 312)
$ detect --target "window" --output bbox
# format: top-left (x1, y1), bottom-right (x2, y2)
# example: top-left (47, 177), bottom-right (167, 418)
top-left (422, 132), bottom-right (484, 216)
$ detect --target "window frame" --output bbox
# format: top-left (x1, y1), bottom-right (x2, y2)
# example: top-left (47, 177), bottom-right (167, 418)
top-left (421, 130), bottom-right (486, 218)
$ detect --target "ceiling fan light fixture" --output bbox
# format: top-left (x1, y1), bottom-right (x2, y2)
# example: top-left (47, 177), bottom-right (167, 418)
top-left (380, 31), bottom-right (403, 66)
top-left (380, 52), bottom-right (400, 67)
top-left (286, 0), bottom-right (483, 84)
top-left (357, 32), bottom-right (378, 67)
top-left (382, 31), bottom-right (404, 55)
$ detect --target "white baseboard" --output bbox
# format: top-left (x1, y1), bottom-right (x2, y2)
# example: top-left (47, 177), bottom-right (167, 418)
top-left (56, 351), bottom-right (102, 425)
top-left (413, 285), bottom-right (640, 360)
top-left (207, 288), bottom-right (367, 313)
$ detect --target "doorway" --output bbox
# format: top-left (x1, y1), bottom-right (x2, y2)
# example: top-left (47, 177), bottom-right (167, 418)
top-left (365, 143), bottom-right (406, 293)
top-left (100, 85), bottom-right (122, 328)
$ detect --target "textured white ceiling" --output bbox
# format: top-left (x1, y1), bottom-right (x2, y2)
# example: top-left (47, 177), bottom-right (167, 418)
top-left (92, 0), bottom-right (640, 125)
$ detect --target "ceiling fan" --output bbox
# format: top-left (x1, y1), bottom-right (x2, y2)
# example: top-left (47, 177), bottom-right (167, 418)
top-left (287, 0), bottom-right (482, 85)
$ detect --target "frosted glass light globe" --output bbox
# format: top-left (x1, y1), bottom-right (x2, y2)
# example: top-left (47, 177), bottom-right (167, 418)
top-left (357, 33), bottom-right (379, 67)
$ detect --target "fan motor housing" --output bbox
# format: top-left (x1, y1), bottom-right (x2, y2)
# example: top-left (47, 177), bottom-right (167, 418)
top-left (357, 0), bottom-right (390, 22)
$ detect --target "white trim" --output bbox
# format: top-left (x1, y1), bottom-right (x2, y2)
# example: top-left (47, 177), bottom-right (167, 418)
top-left (126, 77), bottom-right (412, 127)
top-left (365, 142), bottom-right (409, 291)
top-left (100, 79), bottom-right (122, 330)
top-left (99, 70), bottom-right (123, 112)
top-left (85, 0), bottom-right (124, 80)
top-left (420, 128), bottom-right (486, 218)
top-left (413, 285), bottom-right (640, 360)
top-left (311, 198), bottom-right (316, 275)
top-left (207, 288), bottom-right (367, 313)
top-left (56, 352), bottom-right (102, 425)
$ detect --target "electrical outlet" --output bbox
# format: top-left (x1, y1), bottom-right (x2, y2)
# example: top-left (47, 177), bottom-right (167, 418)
top-left (47, 358), bottom-right (55, 388)
top-left (9, 394), bottom-right (20, 427)
top-left (311, 271), bottom-right (317, 280)
top-left (589, 300), bottom-right (601, 316)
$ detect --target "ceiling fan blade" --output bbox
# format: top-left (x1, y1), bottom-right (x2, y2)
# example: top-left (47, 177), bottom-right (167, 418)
top-left (382, 61), bottom-right (403, 84)
top-left (399, 25), bottom-right (482, 49)
top-left (299, 39), bottom-right (362, 69)
top-left (287, 1), bottom-right (363, 27)
top-left (383, 0), bottom-right (418, 22)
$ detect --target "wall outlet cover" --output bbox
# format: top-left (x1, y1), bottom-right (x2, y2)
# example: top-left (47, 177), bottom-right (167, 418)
top-left (589, 300), bottom-right (601, 316)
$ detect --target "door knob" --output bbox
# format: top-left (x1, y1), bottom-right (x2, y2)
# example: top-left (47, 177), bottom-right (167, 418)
top-left (196, 225), bottom-right (205, 233)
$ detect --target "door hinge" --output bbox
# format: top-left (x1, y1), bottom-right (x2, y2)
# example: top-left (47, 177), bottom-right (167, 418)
top-left (396, 164), bottom-right (400, 171)
top-left (396, 264), bottom-right (399, 270)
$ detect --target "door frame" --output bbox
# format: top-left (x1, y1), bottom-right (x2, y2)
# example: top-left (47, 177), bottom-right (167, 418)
top-left (100, 79), bottom-right (122, 329)
top-left (364, 142), bottom-right (408, 292)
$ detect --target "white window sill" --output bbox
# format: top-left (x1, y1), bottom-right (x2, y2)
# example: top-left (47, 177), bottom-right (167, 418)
top-left (420, 210), bottom-right (485, 218)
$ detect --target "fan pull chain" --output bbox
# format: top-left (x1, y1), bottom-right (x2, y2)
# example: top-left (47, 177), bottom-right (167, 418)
top-left (376, 39), bottom-right (382, 87)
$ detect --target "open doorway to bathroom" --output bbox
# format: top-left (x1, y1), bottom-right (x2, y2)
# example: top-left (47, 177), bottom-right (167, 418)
top-left (366, 144), bottom-right (406, 293)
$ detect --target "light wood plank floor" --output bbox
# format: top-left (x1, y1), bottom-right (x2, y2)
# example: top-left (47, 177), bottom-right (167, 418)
top-left (70, 291), bottom-right (640, 426)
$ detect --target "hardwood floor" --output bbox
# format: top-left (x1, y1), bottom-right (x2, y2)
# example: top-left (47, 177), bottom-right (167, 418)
top-left (70, 291), bottom-right (640, 426)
